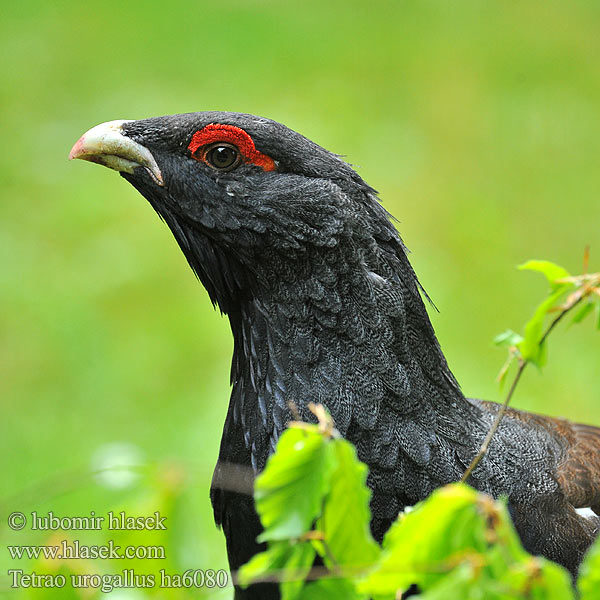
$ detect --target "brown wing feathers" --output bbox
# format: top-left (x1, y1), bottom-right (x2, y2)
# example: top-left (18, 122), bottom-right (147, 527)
top-left (555, 421), bottom-right (600, 514)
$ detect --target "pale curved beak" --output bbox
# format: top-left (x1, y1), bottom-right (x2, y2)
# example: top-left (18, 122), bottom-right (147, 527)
top-left (69, 119), bottom-right (164, 186)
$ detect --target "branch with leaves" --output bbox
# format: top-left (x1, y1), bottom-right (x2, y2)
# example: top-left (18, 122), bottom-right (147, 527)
top-left (462, 250), bottom-right (600, 483)
top-left (238, 405), bottom-right (597, 599)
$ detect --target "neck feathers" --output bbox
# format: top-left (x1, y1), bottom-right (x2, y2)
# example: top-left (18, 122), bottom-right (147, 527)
top-left (227, 227), bottom-right (464, 469)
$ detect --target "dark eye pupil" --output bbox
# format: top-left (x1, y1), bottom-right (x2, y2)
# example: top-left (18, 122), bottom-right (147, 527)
top-left (208, 145), bottom-right (238, 169)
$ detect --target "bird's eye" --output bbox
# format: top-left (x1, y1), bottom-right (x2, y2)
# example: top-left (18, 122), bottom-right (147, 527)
top-left (204, 143), bottom-right (241, 171)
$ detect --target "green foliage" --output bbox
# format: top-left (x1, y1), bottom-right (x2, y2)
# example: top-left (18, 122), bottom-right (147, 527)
top-left (255, 426), bottom-right (337, 542)
top-left (572, 301), bottom-right (595, 325)
top-left (319, 439), bottom-right (381, 569)
top-left (239, 421), bottom-right (377, 599)
top-left (516, 260), bottom-right (574, 366)
top-left (240, 423), bottom-right (380, 599)
top-left (297, 578), bottom-right (361, 600)
top-left (239, 541), bottom-right (316, 600)
top-left (493, 329), bottom-right (524, 348)
top-left (497, 258), bottom-right (599, 373)
top-left (518, 260), bottom-right (571, 288)
top-left (578, 537), bottom-right (600, 600)
top-left (242, 417), bottom-right (593, 598)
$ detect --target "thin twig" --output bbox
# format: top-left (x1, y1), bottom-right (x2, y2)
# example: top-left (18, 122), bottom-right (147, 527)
top-left (460, 361), bottom-right (526, 483)
top-left (461, 294), bottom-right (585, 483)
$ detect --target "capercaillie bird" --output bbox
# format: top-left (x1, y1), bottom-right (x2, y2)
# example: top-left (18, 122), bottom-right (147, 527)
top-left (71, 113), bottom-right (600, 597)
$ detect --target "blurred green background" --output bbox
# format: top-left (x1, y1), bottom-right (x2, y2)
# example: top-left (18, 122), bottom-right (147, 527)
top-left (1, 0), bottom-right (599, 597)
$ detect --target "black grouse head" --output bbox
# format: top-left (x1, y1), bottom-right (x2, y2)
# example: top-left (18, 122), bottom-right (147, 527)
top-left (70, 112), bottom-right (403, 315)
top-left (71, 111), bottom-right (462, 470)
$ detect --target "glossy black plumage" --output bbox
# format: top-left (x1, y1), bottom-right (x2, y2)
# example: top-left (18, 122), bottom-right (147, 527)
top-left (72, 112), bottom-right (600, 598)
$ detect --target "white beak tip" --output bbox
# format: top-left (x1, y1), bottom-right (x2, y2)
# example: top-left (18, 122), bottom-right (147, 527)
top-left (69, 119), bottom-right (164, 186)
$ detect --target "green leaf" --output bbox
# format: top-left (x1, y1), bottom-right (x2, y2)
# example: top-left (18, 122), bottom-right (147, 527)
top-left (359, 484), bottom-right (489, 596)
top-left (255, 426), bottom-right (337, 542)
top-left (415, 564), bottom-right (474, 600)
top-left (518, 260), bottom-right (571, 287)
top-left (572, 301), bottom-right (594, 324)
top-left (238, 540), bottom-right (316, 600)
top-left (297, 578), bottom-right (366, 600)
top-left (518, 287), bottom-right (568, 367)
top-left (320, 439), bottom-right (381, 571)
top-left (493, 329), bottom-right (524, 347)
top-left (578, 533), bottom-right (600, 599)
top-left (417, 563), bottom-right (513, 600)
top-left (482, 497), bottom-right (530, 568)
top-left (359, 484), bottom-right (573, 599)
top-left (528, 562), bottom-right (574, 600)
top-left (503, 557), bottom-right (574, 600)
top-left (531, 560), bottom-right (575, 599)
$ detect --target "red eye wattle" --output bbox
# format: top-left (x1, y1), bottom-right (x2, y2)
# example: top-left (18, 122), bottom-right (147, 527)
top-left (188, 124), bottom-right (276, 172)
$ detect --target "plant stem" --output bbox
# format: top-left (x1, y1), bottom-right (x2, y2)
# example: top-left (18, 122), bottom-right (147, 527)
top-left (461, 295), bottom-right (584, 483)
